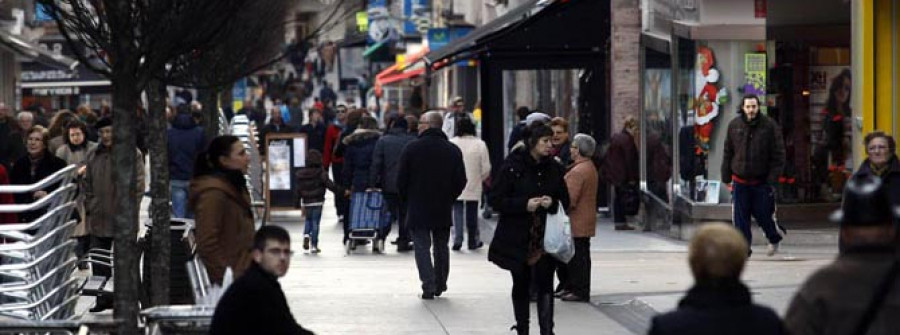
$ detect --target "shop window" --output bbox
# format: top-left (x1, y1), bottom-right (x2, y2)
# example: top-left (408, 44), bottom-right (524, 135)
top-left (501, 69), bottom-right (582, 154)
top-left (643, 48), bottom-right (673, 204)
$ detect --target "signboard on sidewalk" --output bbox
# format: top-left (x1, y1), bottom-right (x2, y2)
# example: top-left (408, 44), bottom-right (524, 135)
top-left (264, 133), bottom-right (308, 218)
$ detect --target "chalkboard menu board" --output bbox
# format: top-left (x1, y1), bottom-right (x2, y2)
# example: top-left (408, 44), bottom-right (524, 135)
top-left (264, 133), bottom-right (308, 219)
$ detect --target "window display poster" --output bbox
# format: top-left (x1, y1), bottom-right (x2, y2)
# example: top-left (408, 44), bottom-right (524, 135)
top-left (268, 141), bottom-right (291, 190)
top-left (293, 137), bottom-right (307, 168)
top-left (809, 66), bottom-right (849, 105)
top-left (743, 53), bottom-right (767, 114)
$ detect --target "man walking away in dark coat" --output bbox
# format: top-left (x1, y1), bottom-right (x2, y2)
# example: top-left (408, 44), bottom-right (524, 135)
top-left (397, 111), bottom-right (466, 299)
top-left (300, 109), bottom-right (327, 153)
top-left (168, 105), bottom-right (205, 218)
top-left (649, 223), bottom-right (784, 335)
top-left (784, 175), bottom-right (900, 335)
top-left (722, 94), bottom-right (786, 256)
top-left (371, 115), bottom-right (416, 251)
top-left (602, 117), bottom-right (639, 230)
top-left (211, 225), bottom-right (315, 335)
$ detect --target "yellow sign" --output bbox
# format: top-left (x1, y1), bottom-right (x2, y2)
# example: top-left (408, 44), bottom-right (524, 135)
top-left (396, 55), bottom-right (406, 70)
top-left (357, 12), bottom-right (368, 32)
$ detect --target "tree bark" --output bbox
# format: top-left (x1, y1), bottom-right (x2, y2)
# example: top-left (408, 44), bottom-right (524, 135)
top-left (147, 78), bottom-right (171, 306)
top-left (199, 88), bottom-right (220, 139)
top-left (111, 75), bottom-right (141, 334)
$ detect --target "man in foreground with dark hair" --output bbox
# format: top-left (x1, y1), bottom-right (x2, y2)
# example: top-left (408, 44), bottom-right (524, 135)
top-left (211, 225), bottom-right (315, 335)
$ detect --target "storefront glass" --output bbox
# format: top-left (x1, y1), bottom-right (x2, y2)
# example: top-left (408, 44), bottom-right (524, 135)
top-left (673, 38), bottom-right (771, 205)
top-left (643, 48), bottom-right (674, 204)
top-left (501, 69), bottom-right (581, 153)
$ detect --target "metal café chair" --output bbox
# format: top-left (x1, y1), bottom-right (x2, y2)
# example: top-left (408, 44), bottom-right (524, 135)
top-left (0, 258), bottom-right (79, 320)
top-left (0, 196), bottom-right (77, 244)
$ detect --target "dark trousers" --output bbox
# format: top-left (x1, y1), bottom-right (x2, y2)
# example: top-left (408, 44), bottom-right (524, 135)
top-left (512, 255), bottom-right (558, 333)
top-left (383, 193), bottom-right (409, 243)
top-left (514, 255), bottom-right (557, 298)
top-left (732, 182), bottom-right (783, 249)
top-left (452, 200), bottom-right (480, 247)
top-left (90, 236), bottom-right (114, 277)
top-left (331, 163), bottom-right (349, 219)
top-left (613, 186), bottom-right (628, 224)
top-left (565, 238), bottom-right (591, 297)
top-left (412, 226), bottom-right (450, 293)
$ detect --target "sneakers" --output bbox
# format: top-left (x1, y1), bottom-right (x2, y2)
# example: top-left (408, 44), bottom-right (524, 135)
top-left (302, 235), bottom-right (310, 250)
top-left (468, 241), bottom-right (484, 250)
top-left (615, 224), bottom-right (636, 231)
top-left (766, 243), bottom-right (779, 257)
top-left (311, 246), bottom-right (321, 254)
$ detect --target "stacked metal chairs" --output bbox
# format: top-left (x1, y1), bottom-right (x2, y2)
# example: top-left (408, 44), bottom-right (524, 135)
top-left (0, 165), bottom-right (81, 320)
top-left (229, 114), bottom-right (267, 225)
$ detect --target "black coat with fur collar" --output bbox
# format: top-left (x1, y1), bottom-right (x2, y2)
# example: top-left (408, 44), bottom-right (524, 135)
top-left (341, 129), bottom-right (381, 191)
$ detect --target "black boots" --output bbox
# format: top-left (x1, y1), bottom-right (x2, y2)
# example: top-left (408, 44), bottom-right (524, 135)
top-left (511, 298), bottom-right (529, 334)
top-left (537, 293), bottom-right (555, 335)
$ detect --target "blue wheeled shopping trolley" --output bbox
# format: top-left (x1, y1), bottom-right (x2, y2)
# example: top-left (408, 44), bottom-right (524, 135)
top-left (346, 191), bottom-right (391, 254)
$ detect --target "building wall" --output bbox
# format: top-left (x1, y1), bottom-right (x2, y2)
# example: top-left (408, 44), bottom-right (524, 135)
top-left (611, 0), bottom-right (641, 132)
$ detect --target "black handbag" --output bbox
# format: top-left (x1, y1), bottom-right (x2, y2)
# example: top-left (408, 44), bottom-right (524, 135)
top-left (621, 184), bottom-right (640, 216)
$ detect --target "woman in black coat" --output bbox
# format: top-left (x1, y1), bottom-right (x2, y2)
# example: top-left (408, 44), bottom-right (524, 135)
top-left (489, 123), bottom-right (570, 335)
top-left (341, 115), bottom-right (382, 247)
top-left (851, 131), bottom-right (900, 227)
top-left (9, 126), bottom-right (68, 223)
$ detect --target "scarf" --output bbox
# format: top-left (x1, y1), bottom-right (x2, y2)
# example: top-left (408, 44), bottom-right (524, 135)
top-left (870, 162), bottom-right (889, 177)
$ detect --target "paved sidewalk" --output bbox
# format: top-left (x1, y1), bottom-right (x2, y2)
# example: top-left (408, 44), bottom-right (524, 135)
top-left (266, 193), bottom-right (837, 334)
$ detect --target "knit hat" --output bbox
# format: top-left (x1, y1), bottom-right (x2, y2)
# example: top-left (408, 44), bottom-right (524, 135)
top-left (525, 112), bottom-right (551, 126)
top-left (95, 117), bottom-right (112, 129)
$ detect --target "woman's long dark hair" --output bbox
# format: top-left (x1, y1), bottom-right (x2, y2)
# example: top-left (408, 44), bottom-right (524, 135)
top-left (193, 135), bottom-right (247, 192)
top-left (825, 69), bottom-right (852, 115)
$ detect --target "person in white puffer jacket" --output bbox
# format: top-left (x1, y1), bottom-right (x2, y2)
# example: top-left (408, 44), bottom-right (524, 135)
top-left (449, 117), bottom-right (491, 250)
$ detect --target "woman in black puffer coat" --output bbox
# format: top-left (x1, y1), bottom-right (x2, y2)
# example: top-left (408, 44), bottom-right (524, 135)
top-left (489, 122), bottom-right (570, 335)
top-left (341, 115), bottom-right (381, 246)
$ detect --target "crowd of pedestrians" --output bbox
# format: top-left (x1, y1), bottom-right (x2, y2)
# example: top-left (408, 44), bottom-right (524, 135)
top-left (5, 88), bottom-right (900, 335)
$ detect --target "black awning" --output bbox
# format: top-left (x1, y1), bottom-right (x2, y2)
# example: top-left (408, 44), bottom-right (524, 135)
top-left (424, 0), bottom-right (546, 65)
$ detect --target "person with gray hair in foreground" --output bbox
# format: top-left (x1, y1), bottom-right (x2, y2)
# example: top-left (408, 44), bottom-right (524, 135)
top-left (648, 223), bottom-right (784, 335)
top-left (397, 111), bottom-right (467, 299)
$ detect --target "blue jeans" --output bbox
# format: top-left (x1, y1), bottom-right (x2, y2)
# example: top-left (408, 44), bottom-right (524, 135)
top-left (732, 182), bottom-right (783, 250)
top-left (452, 201), bottom-right (480, 247)
top-left (304, 206), bottom-right (323, 246)
top-left (170, 180), bottom-right (191, 219)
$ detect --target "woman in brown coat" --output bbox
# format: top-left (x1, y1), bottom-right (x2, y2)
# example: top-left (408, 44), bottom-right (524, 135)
top-left (190, 135), bottom-right (254, 285)
top-left (558, 134), bottom-right (598, 302)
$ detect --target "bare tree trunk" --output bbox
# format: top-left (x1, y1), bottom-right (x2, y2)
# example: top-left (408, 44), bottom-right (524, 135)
top-left (147, 78), bottom-right (171, 306)
top-left (111, 75), bottom-right (141, 334)
top-left (199, 88), bottom-right (220, 139)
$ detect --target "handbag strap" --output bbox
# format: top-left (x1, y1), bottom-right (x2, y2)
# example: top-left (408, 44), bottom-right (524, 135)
top-left (852, 251), bottom-right (900, 335)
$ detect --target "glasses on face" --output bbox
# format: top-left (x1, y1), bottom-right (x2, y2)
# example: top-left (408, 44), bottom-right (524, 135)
top-left (265, 247), bottom-right (294, 258)
top-left (868, 145), bottom-right (889, 152)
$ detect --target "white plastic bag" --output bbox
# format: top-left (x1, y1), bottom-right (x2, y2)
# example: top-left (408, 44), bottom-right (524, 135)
top-left (543, 203), bottom-right (575, 263)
